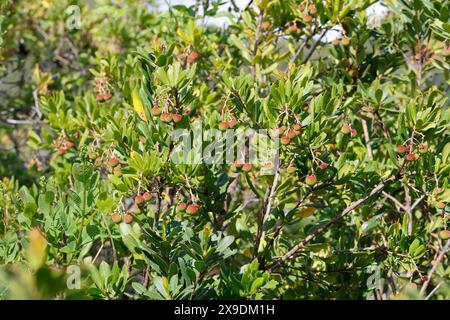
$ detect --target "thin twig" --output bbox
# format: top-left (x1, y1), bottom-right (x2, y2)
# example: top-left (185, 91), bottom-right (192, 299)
top-left (420, 239), bottom-right (450, 297)
top-left (361, 119), bottom-right (373, 160)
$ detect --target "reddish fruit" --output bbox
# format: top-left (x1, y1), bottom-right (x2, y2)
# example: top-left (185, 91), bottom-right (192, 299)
top-left (341, 124), bottom-right (351, 134)
top-left (303, 15), bottom-right (312, 22)
top-left (305, 174), bottom-right (317, 186)
top-left (186, 204), bottom-right (199, 214)
top-left (113, 167), bottom-right (122, 176)
top-left (288, 24), bottom-right (298, 33)
top-left (160, 113), bottom-right (172, 122)
top-left (332, 39), bottom-right (340, 46)
top-left (172, 113), bottom-right (183, 123)
top-left (218, 121), bottom-right (229, 131)
top-left (177, 201), bottom-right (187, 211)
top-left (418, 144), bottom-right (428, 153)
top-left (64, 141), bottom-right (74, 150)
top-left (439, 230), bottom-right (450, 240)
top-left (143, 192), bottom-right (152, 201)
top-left (396, 145), bottom-right (407, 153)
top-left (151, 107), bottom-right (162, 116)
top-left (287, 166), bottom-right (297, 173)
top-left (308, 4), bottom-right (317, 15)
top-left (443, 47), bottom-right (450, 57)
top-left (406, 153), bottom-right (417, 161)
top-left (109, 156), bottom-right (120, 167)
top-left (420, 275), bottom-right (428, 281)
top-left (111, 213), bottom-right (121, 223)
top-left (437, 201), bottom-right (446, 209)
top-left (187, 51), bottom-right (199, 63)
top-left (280, 136), bottom-right (291, 145)
top-left (234, 160), bottom-right (244, 168)
top-left (139, 136), bottom-right (147, 143)
top-left (320, 163), bottom-right (328, 170)
top-left (350, 129), bottom-right (358, 137)
top-left (242, 163), bottom-right (253, 172)
top-left (123, 213), bottom-right (133, 224)
top-left (228, 117), bottom-right (238, 128)
top-left (287, 129), bottom-right (299, 139)
top-left (293, 123), bottom-right (302, 131)
top-left (135, 194), bottom-right (145, 205)
top-left (96, 92), bottom-right (112, 101)
top-left (342, 36), bottom-right (350, 46)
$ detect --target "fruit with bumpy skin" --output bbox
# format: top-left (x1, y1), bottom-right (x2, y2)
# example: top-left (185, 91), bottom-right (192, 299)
top-left (303, 15), bottom-right (312, 22)
top-left (113, 167), bottom-right (122, 176)
top-left (151, 107), bottom-right (162, 116)
top-left (218, 121), bottom-right (229, 131)
top-left (439, 230), bottom-right (450, 240)
top-left (172, 113), bottom-right (183, 123)
top-left (418, 144), bottom-right (428, 153)
top-left (396, 145), bottom-right (407, 153)
top-left (308, 4), bottom-right (317, 15)
top-left (320, 163), bottom-right (328, 170)
top-left (350, 129), bottom-right (357, 137)
top-left (436, 201), bottom-right (446, 209)
top-left (124, 213), bottom-right (133, 224)
top-left (280, 136), bottom-right (291, 145)
top-left (287, 166), bottom-right (297, 173)
top-left (341, 124), bottom-right (351, 134)
top-left (288, 24), bottom-right (298, 33)
top-left (160, 113), bottom-right (172, 122)
top-left (293, 123), bottom-right (302, 131)
top-left (342, 36), bottom-right (350, 46)
top-left (111, 213), bottom-right (121, 223)
top-left (305, 174), bottom-right (317, 186)
top-left (186, 204), bottom-right (199, 214)
top-left (143, 192), bottom-right (152, 201)
top-left (406, 153), bottom-right (418, 161)
top-left (242, 163), bottom-right (253, 172)
top-left (187, 51), bottom-right (199, 63)
top-left (228, 118), bottom-right (237, 128)
top-left (287, 129), bottom-right (299, 139)
top-left (109, 156), bottom-right (119, 167)
top-left (135, 194), bottom-right (144, 205)
top-left (177, 201), bottom-right (187, 211)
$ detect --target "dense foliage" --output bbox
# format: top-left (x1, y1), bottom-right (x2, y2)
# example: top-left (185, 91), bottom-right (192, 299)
top-left (0, 0), bottom-right (449, 300)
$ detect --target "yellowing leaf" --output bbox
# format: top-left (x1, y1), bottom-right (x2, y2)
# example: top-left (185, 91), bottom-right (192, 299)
top-left (27, 228), bottom-right (47, 270)
top-left (132, 88), bottom-right (147, 121)
top-left (295, 207), bottom-right (317, 218)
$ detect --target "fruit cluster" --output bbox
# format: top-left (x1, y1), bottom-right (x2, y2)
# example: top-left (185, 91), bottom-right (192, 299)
top-left (94, 77), bottom-right (113, 102)
top-left (150, 105), bottom-right (187, 124)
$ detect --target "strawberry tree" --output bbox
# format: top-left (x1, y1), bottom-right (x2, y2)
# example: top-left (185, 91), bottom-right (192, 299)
top-left (0, 0), bottom-right (449, 300)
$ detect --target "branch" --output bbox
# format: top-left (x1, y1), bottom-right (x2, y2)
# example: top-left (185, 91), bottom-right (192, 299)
top-left (254, 164), bottom-right (280, 260)
top-left (361, 119), bottom-right (373, 160)
top-left (302, 27), bottom-right (329, 64)
top-left (420, 239), bottom-right (450, 297)
top-left (265, 174), bottom-right (399, 272)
